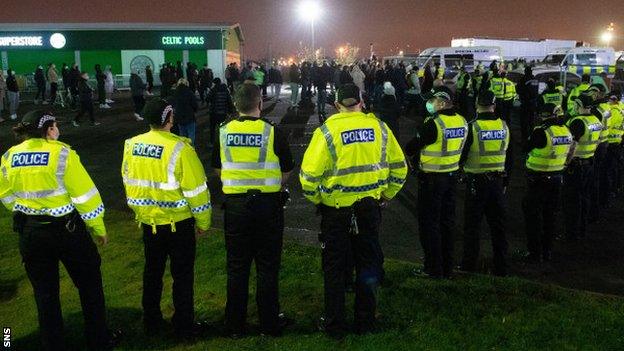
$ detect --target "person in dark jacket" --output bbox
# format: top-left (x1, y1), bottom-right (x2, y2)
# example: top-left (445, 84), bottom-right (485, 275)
top-left (74, 72), bottom-right (98, 126)
top-left (314, 61), bottom-right (332, 121)
top-left (176, 61), bottom-right (184, 80)
top-left (6, 69), bottom-right (20, 120)
top-left (207, 78), bottom-right (234, 146)
top-left (172, 78), bottom-right (199, 145)
top-left (145, 65), bottom-right (154, 95)
top-left (130, 70), bottom-right (146, 121)
top-left (95, 64), bottom-right (109, 109)
top-left (339, 65), bottom-right (353, 86)
top-left (199, 65), bottom-right (214, 103)
top-left (61, 63), bottom-right (70, 91)
top-left (288, 63), bottom-right (301, 107)
top-left (268, 63), bottom-right (283, 101)
top-left (69, 64), bottom-right (81, 108)
top-left (421, 63), bottom-right (434, 93)
top-left (34, 66), bottom-right (46, 104)
top-left (374, 82), bottom-right (402, 138)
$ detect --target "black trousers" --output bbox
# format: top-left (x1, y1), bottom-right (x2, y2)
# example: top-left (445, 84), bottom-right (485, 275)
top-left (563, 160), bottom-right (593, 239)
top-left (142, 218), bottom-right (196, 332)
top-left (97, 83), bottom-right (105, 104)
top-left (606, 143), bottom-right (623, 202)
top-left (520, 101), bottom-right (537, 143)
top-left (591, 142), bottom-right (608, 220)
top-left (496, 99), bottom-right (514, 123)
top-left (319, 197), bottom-right (383, 335)
top-left (50, 82), bottom-right (58, 104)
top-left (35, 85), bottom-right (46, 100)
top-left (15, 212), bottom-right (109, 351)
top-left (75, 101), bottom-right (95, 123)
top-left (523, 173), bottom-right (562, 258)
top-left (210, 114), bottom-right (226, 145)
top-left (461, 174), bottom-right (507, 275)
top-left (417, 172), bottom-right (457, 277)
top-left (132, 95), bottom-right (146, 115)
top-left (224, 193), bottom-right (284, 334)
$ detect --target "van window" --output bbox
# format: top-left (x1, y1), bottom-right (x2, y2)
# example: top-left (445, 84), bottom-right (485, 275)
top-left (444, 54), bottom-right (475, 69)
top-left (575, 54), bottom-right (597, 66)
top-left (543, 54), bottom-right (566, 65)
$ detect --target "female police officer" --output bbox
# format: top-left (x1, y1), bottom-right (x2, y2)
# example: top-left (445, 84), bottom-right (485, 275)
top-left (0, 110), bottom-right (121, 350)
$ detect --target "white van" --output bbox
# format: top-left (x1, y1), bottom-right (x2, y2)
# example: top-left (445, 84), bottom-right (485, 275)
top-left (415, 46), bottom-right (503, 77)
top-left (542, 47), bottom-right (617, 77)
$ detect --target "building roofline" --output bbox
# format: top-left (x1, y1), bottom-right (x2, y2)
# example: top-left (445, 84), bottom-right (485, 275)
top-left (0, 22), bottom-right (240, 32)
top-left (453, 36), bottom-right (577, 43)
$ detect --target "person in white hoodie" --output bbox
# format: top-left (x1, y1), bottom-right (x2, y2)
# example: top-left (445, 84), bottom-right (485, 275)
top-left (103, 65), bottom-right (115, 104)
top-left (350, 64), bottom-right (366, 93)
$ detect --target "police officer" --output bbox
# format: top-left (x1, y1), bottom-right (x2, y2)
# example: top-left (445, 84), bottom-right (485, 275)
top-left (459, 90), bottom-right (512, 276)
top-left (604, 91), bottom-right (624, 206)
top-left (0, 111), bottom-right (121, 350)
top-left (538, 79), bottom-right (564, 112)
top-left (563, 95), bottom-right (603, 240)
top-left (567, 74), bottom-right (591, 115)
top-left (489, 69), bottom-right (516, 122)
top-left (455, 66), bottom-right (474, 118)
top-left (406, 86), bottom-right (468, 279)
top-left (211, 83), bottom-right (294, 337)
top-left (122, 99), bottom-right (212, 338)
top-left (523, 104), bottom-right (573, 262)
top-left (587, 84), bottom-right (612, 219)
top-left (300, 84), bottom-right (407, 338)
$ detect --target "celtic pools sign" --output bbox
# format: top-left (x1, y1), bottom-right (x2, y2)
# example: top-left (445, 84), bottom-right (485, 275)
top-left (161, 36), bottom-right (206, 46)
top-left (0, 33), bottom-right (66, 49)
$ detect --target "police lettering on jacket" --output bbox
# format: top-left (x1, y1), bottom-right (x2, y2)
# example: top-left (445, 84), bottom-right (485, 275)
top-left (552, 136), bottom-right (573, 145)
top-left (588, 123), bottom-right (603, 132)
top-left (11, 152), bottom-right (50, 167)
top-left (226, 133), bottom-right (263, 147)
top-left (479, 130), bottom-right (506, 141)
top-left (341, 128), bottom-right (375, 145)
top-left (132, 143), bottom-right (164, 159)
top-left (444, 127), bottom-right (466, 139)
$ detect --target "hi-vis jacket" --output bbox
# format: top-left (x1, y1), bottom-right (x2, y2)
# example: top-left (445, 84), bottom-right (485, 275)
top-left (300, 111), bottom-right (408, 208)
top-left (0, 139), bottom-right (106, 236)
top-left (122, 130), bottom-right (211, 232)
top-left (219, 118), bottom-right (282, 194)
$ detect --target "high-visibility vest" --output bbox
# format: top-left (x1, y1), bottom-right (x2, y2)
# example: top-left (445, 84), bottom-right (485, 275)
top-left (489, 77), bottom-right (504, 99)
top-left (219, 118), bottom-right (282, 194)
top-left (299, 111), bottom-right (408, 208)
top-left (597, 102), bottom-right (612, 143)
top-left (420, 113), bottom-right (468, 173)
top-left (463, 119), bottom-right (510, 173)
top-left (607, 104), bottom-right (624, 144)
top-left (567, 83), bottom-right (590, 114)
top-left (566, 115), bottom-right (603, 159)
top-left (526, 125), bottom-right (573, 172)
top-left (0, 138), bottom-right (106, 235)
top-left (502, 78), bottom-right (516, 100)
top-left (122, 130), bottom-right (211, 231)
top-left (542, 92), bottom-right (564, 109)
top-left (253, 70), bottom-right (265, 86)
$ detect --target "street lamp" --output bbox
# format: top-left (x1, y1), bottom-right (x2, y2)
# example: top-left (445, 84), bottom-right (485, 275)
top-left (602, 23), bottom-right (615, 46)
top-left (298, 1), bottom-right (321, 51)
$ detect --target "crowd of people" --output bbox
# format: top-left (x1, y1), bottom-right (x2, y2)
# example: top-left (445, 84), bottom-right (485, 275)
top-left (2, 52), bottom-right (624, 349)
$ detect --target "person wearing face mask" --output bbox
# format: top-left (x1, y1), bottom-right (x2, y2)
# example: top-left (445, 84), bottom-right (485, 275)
top-left (405, 86), bottom-right (468, 279)
top-left (212, 83), bottom-right (295, 337)
top-left (459, 90), bottom-right (512, 276)
top-left (0, 110), bottom-right (122, 350)
top-left (522, 103), bottom-right (573, 263)
top-left (563, 94), bottom-right (603, 241)
top-left (300, 83), bottom-right (407, 338)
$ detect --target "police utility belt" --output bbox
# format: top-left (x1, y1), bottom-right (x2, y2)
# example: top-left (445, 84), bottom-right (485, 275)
top-left (13, 210), bottom-right (82, 233)
top-left (224, 189), bottom-right (290, 207)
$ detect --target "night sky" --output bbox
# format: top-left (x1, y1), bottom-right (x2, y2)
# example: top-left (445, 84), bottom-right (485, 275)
top-left (1, 0), bottom-right (623, 58)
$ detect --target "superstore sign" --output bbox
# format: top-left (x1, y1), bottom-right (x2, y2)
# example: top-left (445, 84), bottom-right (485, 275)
top-left (0, 31), bottom-right (221, 50)
top-left (0, 36), bottom-right (44, 47)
